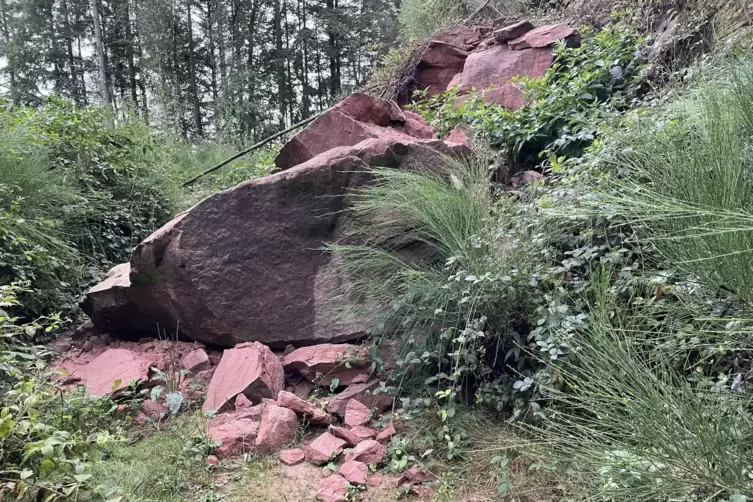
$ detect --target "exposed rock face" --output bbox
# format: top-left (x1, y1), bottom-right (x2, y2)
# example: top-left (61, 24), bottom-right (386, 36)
top-left (448, 45), bottom-right (555, 110)
top-left (413, 41), bottom-right (470, 98)
top-left (281, 344), bottom-right (370, 387)
top-left (203, 342), bottom-right (284, 414)
top-left (433, 25), bottom-right (490, 50)
top-left (81, 94), bottom-right (467, 349)
top-left (255, 404), bottom-right (298, 454)
top-left (494, 21), bottom-right (534, 43)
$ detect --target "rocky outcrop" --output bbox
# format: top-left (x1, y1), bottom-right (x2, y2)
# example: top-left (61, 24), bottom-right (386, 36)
top-left (508, 24), bottom-right (579, 50)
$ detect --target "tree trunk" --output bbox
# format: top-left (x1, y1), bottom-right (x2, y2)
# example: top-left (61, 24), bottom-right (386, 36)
top-left (60, 0), bottom-right (81, 103)
top-left (186, 0), bottom-right (203, 137)
top-left (125, 0), bottom-right (138, 105)
top-left (0, 0), bottom-right (16, 102)
top-left (216, 0), bottom-right (227, 88)
top-left (273, 0), bottom-right (286, 127)
top-left (299, 0), bottom-right (310, 118)
top-left (206, 0), bottom-right (218, 105)
top-left (89, 0), bottom-right (111, 106)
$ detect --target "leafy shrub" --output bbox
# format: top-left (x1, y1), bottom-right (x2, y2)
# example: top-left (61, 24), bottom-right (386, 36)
top-left (1, 283), bottom-right (123, 500)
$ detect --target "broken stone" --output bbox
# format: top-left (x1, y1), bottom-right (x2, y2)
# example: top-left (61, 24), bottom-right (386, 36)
top-left (343, 440), bottom-right (386, 466)
top-left (235, 393), bottom-right (254, 410)
top-left (398, 464), bottom-right (437, 485)
top-left (508, 24), bottom-right (579, 50)
top-left (206, 455), bottom-right (220, 467)
top-left (207, 412), bottom-right (259, 459)
top-left (493, 21), bottom-right (534, 43)
top-left (202, 342), bottom-right (284, 414)
top-left (411, 41), bottom-right (469, 100)
top-left (182, 348), bottom-right (211, 373)
top-left (350, 426), bottom-right (378, 441)
top-left (304, 432), bottom-right (347, 465)
top-left (433, 25), bottom-right (491, 51)
top-left (75, 348), bottom-right (152, 397)
top-left (277, 390), bottom-right (329, 424)
top-left (315, 474), bottom-right (349, 502)
top-left (376, 422), bottom-right (396, 442)
top-left (279, 448), bottom-right (306, 466)
top-left (339, 460), bottom-right (368, 485)
top-left (140, 398), bottom-right (169, 421)
top-left (328, 425), bottom-right (364, 447)
top-left (326, 381), bottom-right (393, 417)
top-left (254, 404), bottom-right (298, 455)
top-left (344, 399), bottom-right (371, 427)
top-left (445, 125), bottom-right (472, 148)
top-left (281, 343), bottom-right (370, 387)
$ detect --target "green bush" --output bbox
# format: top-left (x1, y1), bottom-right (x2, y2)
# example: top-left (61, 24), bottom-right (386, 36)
top-left (534, 272), bottom-right (753, 501)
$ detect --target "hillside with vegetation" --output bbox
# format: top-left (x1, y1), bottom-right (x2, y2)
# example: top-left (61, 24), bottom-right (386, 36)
top-left (2, 0), bottom-right (753, 501)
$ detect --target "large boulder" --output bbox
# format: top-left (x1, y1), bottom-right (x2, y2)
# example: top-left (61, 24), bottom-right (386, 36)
top-left (508, 24), bottom-right (579, 50)
top-left (274, 93), bottom-right (433, 170)
top-left (447, 45), bottom-right (556, 110)
top-left (412, 41), bottom-right (470, 99)
top-left (81, 95), bottom-right (468, 349)
top-left (203, 342), bottom-right (284, 414)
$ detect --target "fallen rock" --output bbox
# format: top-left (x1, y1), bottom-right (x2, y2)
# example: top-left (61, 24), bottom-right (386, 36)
top-left (339, 460), bottom-right (368, 485)
top-left (75, 348), bottom-right (153, 397)
top-left (277, 390), bottom-right (329, 424)
top-left (446, 125), bottom-right (472, 148)
top-left (343, 439), bottom-right (386, 466)
top-left (235, 393), bottom-right (255, 410)
top-left (282, 344), bottom-right (370, 387)
top-left (509, 24), bottom-right (579, 50)
top-left (203, 342), bottom-right (284, 414)
top-left (344, 399), bottom-right (371, 427)
top-left (207, 412), bottom-right (259, 458)
top-left (349, 426), bottom-right (378, 441)
top-left (275, 93), bottom-right (431, 170)
top-left (193, 368), bottom-right (215, 387)
top-left (328, 425), bottom-right (364, 447)
top-left (79, 263), bottom-right (145, 335)
top-left (206, 455), bottom-right (220, 467)
top-left (493, 21), bottom-right (534, 43)
top-left (279, 448), bottom-right (306, 466)
top-left (304, 432), bottom-right (347, 465)
top-left (399, 464), bottom-right (437, 484)
top-left (394, 110), bottom-right (436, 140)
top-left (182, 348), bottom-right (211, 373)
top-left (316, 474), bottom-right (349, 502)
top-left (82, 117), bottom-right (466, 349)
top-left (448, 45), bottom-right (555, 110)
top-left (255, 404), bottom-right (298, 455)
top-left (326, 381), bottom-right (393, 417)
top-left (376, 422), bottom-right (396, 442)
top-left (140, 398), bottom-right (169, 421)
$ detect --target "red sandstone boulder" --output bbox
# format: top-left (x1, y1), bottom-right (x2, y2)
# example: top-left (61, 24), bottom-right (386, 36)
top-left (255, 404), bottom-right (298, 454)
top-left (343, 439), bottom-right (386, 465)
top-left (82, 124), bottom-right (466, 349)
top-left (182, 348), bottom-right (210, 373)
top-left (304, 432), bottom-right (347, 465)
top-left (339, 460), bottom-right (368, 485)
top-left (344, 399), bottom-right (371, 427)
top-left (279, 448), bottom-right (306, 466)
top-left (203, 343), bottom-right (284, 414)
top-left (326, 381), bottom-right (393, 417)
top-left (274, 93), bottom-right (434, 170)
top-left (282, 344), bottom-right (370, 387)
top-left (207, 412), bottom-right (259, 458)
top-left (448, 45), bottom-right (555, 110)
top-left (75, 348), bottom-right (153, 397)
top-left (316, 474), bottom-right (349, 502)
top-left (276, 390), bottom-right (329, 424)
top-left (494, 21), bottom-right (534, 43)
top-left (509, 24), bottom-right (579, 50)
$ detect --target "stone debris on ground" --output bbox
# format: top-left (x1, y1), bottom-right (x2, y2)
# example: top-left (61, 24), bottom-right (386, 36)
top-left (339, 460), bottom-right (369, 485)
top-left (344, 399), bottom-right (371, 427)
top-left (281, 343), bottom-right (370, 386)
top-left (304, 432), bottom-right (348, 465)
top-left (279, 448), bottom-right (306, 466)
